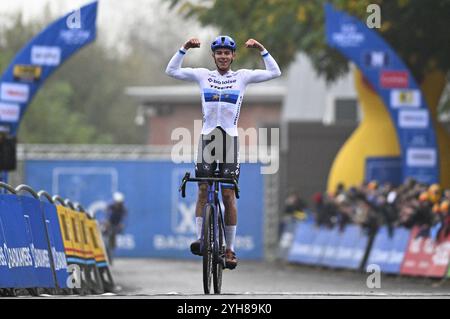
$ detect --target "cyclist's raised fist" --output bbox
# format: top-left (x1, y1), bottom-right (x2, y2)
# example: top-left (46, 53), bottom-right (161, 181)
top-left (184, 38), bottom-right (201, 50)
top-left (245, 39), bottom-right (265, 52)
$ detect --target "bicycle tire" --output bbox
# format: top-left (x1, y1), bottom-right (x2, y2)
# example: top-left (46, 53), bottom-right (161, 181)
top-left (202, 204), bottom-right (214, 294)
top-left (213, 210), bottom-right (225, 294)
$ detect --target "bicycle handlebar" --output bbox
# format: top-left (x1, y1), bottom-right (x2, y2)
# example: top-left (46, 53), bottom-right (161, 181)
top-left (179, 172), bottom-right (240, 199)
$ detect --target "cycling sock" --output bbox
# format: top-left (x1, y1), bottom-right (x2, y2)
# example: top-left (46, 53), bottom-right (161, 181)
top-left (196, 217), bottom-right (203, 239)
top-left (225, 225), bottom-right (236, 251)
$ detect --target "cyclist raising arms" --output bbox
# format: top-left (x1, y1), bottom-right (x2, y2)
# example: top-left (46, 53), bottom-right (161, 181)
top-left (166, 35), bottom-right (281, 269)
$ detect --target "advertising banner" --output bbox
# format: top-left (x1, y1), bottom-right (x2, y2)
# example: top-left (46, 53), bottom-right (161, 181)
top-left (400, 225), bottom-right (449, 278)
top-left (334, 225), bottom-right (368, 269)
top-left (0, 2), bottom-right (97, 135)
top-left (325, 3), bottom-right (439, 184)
top-left (18, 195), bottom-right (55, 288)
top-left (25, 160), bottom-right (265, 259)
top-left (366, 226), bottom-right (410, 274)
top-left (288, 222), bottom-right (318, 264)
top-left (40, 201), bottom-right (68, 288)
top-left (319, 227), bottom-right (341, 267)
top-left (0, 194), bottom-right (37, 288)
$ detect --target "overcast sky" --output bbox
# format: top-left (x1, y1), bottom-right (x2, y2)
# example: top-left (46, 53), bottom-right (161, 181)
top-left (0, 0), bottom-right (216, 49)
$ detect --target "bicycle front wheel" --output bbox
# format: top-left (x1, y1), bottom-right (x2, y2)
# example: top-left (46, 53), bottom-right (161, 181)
top-left (213, 210), bottom-right (225, 294)
top-left (202, 204), bottom-right (214, 294)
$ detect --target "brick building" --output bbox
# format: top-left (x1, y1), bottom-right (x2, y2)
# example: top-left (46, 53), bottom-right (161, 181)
top-left (125, 85), bottom-right (285, 146)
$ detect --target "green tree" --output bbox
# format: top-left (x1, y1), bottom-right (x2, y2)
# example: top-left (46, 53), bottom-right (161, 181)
top-left (0, 12), bottom-right (148, 144)
top-left (0, 13), bottom-right (116, 144)
top-left (1, 2), bottom-right (214, 145)
top-left (19, 82), bottom-right (112, 144)
top-left (168, 0), bottom-right (450, 188)
top-left (168, 0), bottom-right (450, 109)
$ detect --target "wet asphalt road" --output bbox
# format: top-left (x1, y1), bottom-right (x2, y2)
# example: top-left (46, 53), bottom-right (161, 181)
top-left (108, 258), bottom-right (450, 298)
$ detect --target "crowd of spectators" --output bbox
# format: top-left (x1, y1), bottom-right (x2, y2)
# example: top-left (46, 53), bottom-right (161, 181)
top-left (281, 179), bottom-right (450, 241)
top-left (309, 179), bottom-right (450, 240)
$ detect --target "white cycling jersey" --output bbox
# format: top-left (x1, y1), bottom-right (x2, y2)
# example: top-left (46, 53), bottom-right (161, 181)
top-left (165, 47), bottom-right (281, 136)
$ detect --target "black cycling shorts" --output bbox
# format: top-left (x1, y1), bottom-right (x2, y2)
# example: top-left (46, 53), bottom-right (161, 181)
top-left (195, 126), bottom-right (240, 189)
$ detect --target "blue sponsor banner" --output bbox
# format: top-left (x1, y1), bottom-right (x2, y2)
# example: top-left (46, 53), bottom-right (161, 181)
top-left (287, 222), bottom-right (316, 263)
top-left (0, 201), bottom-right (12, 288)
top-left (320, 227), bottom-right (342, 267)
top-left (325, 4), bottom-right (439, 184)
top-left (307, 227), bottom-right (333, 265)
top-left (0, 194), bottom-right (37, 288)
top-left (25, 160), bottom-right (264, 259)
top-left (0, 2), bottom-right (97, 135)
top-left (384, 227), bottom-right (411, 274)
top-left (366, 226), bottom-right (392, 271)
top-left (18, 196), bottom-right (55, 288)
top-left (288, 224), bottom-right (369, 270)
top-left (334, 225), bottom-right (364, 269)
top-left (366, 157), bottom-right (403, 186)
top-left (366, 226), bottom-right (410, 274)
top-left (41, 201), bottom-right (68, 288)
top-left (349, 227), bottom-right (369, 269)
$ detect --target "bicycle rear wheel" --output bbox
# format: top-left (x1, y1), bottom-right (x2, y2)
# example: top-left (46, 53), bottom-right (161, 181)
top-left (213, 210), bottom-right (225, 294)
top-left (202, 204), bottom-right (214, 294)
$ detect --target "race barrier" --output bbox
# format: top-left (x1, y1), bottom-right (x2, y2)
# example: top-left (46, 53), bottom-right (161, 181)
top-left (54, 199), bottom-right (114, 293)
top-left (400, 225), bottom-right (450, 278)
top-left (0, 182), bottom-right (114, 296)
top-left (287, 221), bottom-right (450, 279)
top-left (366, 226), bottom-right (411, 274)
top-left (288, 224), bottom-right (369, 270)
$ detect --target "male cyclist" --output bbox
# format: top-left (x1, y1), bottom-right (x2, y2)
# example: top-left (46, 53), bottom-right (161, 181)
top-left (166, 35), bottom-right (281, 269)
top-left (103, 192), bottom-right (127, 264)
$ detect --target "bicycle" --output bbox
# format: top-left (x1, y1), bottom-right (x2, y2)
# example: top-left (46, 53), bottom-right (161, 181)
top-left (179, 171), bottom-right (239, 294)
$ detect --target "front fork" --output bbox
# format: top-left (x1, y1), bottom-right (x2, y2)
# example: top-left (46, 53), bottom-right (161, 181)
top-left (200, 181), bottom-right (226, 267)
top-left (213, 183), bottom-right (226, 268)
top-left (200, 182), bottom-right (217, 254)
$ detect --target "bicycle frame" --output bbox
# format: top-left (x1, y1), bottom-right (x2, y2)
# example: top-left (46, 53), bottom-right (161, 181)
top-left (203, 179), bottom-right (226, 266)
top-left (179, 172), bottom-right (239, 294)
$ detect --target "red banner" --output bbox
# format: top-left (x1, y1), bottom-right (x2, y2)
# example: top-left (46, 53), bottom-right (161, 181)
top-left (426, 233), bottom-right (450, 277)
top-left (380, 70), bottom-right (409, 88)
top-left (400, 226), bottom-right (450, 277)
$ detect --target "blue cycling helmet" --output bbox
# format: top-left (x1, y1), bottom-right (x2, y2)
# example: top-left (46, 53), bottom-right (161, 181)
top-left (211, 35), bottom-right (236, 52)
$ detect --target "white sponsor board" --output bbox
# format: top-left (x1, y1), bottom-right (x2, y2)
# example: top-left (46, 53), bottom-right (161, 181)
top-left (398, 110), bottom-right (429, 128)
top-left (0, 83), bottom-right (29, 103)
top-left (365, 51), bottom-right (389, 68)
top-left (332, 23), bottom-right (365, 47)
top-left (59, 30), bottom-right (91, 45)
top-left (31, 46), bottom-right (61, 66)
top-left (0, 102), bottom-right (20, 122)
top-left (390, 89), bottom-right (421, 108)
top-left (406, 148), bottom-right (437, 167)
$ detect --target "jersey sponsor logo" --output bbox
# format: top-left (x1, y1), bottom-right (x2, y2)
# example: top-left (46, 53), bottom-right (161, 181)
top-left (31, 45), bottom-right (61, 66)
top-left (380, 70), bottom-right (408, 88)
top-left (203, 89), bottom-right (239, 104)
top-left (204, 89), bottom-right (221, 102)
top-left (398, 110), bottom-right (428, 129)
top-left (406, 148), bottom-right (437, 167)
top-left (363, 51), bottom-right (389, 68)
top-left (221, 90), bottom-right (239, 104)
top-left (0, 102), bottom-right (20, 122)
top-left (0, 82), bottom-right (29, 103)
top-left (390, 89), bottom-right (421, 108)
top-left (210, 85), bottom-right (234, 90)
top-left (207, 78), bottom-right (237, 85)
